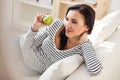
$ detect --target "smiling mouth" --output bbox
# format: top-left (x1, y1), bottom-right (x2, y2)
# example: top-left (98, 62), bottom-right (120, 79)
top-left (66, 29), bottom-right (72, 33)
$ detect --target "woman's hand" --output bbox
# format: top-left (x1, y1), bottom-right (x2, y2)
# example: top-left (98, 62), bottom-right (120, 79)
top-left (32, 13), bottom-right (44, 32)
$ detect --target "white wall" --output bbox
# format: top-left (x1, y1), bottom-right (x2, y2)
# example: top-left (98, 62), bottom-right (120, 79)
top-left (109, 0), bottom-right (120, 12)
top-left (0, 0), bottom-right (13, 28)
top-left (0, 0), bottom-right (13, 80)
top-left (0, 1), bottom-right (2, 52)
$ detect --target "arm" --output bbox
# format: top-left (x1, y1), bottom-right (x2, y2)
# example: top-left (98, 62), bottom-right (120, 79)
top-left (22, 18), bottom-right (64, 49)
top-left (20, 14), bottom-right (50, 72)
top-left (81, 42), bottom-right (103, 75)
top-left (21, 13), bottom-right (49, 49)
top-left (21, 27), bottom-right (48, 49)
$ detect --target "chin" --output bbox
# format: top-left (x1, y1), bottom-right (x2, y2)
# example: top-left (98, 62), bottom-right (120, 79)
top-left (65, 33), bottom-right (73, 38)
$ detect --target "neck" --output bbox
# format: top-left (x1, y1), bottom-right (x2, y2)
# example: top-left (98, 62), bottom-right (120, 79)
top-left (64, 37), bottom-right (80, 49)
top-left (67, 36), bottom-right (80, 44)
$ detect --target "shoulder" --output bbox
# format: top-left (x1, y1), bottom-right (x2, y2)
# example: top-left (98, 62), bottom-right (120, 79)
top-left (47, 19), bottom-right (64, 36)
top-left (81, 39), bottom-right (92, 46)
top-left (79, 39), bottom-right (95, 51)
top-left (48, 19), bottom-right (64, 31)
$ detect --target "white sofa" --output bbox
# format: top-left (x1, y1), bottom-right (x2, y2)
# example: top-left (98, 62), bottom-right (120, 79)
top-left (15, 10), bottom-right (120, 80)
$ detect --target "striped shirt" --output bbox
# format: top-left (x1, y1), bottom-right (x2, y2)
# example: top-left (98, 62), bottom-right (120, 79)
top-left (20, 19), bottom-right (102, 75)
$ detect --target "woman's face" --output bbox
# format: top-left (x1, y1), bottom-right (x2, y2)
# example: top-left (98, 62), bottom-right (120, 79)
top-left (64, 10), bottom-right (88, 38)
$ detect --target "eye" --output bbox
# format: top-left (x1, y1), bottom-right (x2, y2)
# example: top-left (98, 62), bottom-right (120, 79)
top-left (65, 17), bottom-right (68, 21)
top-left (72, 21), bottom-right (77, 24)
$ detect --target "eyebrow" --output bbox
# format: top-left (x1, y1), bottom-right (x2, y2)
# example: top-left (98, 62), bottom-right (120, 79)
top-left (66, 16), bottom-right (77, 21)
top-left (71, 19), bottom-right (77, 21)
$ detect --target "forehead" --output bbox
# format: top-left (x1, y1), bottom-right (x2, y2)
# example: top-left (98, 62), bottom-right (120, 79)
top-left (66, 10), bottom-right (85, 20)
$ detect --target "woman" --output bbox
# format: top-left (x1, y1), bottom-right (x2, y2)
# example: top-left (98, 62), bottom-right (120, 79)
top-left (21, 4), bottom-right (102, 75)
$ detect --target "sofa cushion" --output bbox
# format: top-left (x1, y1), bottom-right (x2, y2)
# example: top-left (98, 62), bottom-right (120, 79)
top-left (88, 10), bottom-right (120, 49)
top-left (38, 54), bottom-right (83, 80)
top-left (86, 42), bottom-right (120, 80)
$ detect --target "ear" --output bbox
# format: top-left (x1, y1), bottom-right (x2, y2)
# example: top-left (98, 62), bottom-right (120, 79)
top-left (84, 25), bottom-right (89, 32)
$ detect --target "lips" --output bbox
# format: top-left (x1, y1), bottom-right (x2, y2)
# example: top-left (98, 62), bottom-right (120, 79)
top-left (66, 29), bottom-right (72, 33)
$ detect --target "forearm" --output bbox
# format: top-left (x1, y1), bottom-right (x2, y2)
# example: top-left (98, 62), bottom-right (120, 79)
top-left (22, 26), bottom-right (48, 49)
top-left (81, 42), bottom-right (102, 75)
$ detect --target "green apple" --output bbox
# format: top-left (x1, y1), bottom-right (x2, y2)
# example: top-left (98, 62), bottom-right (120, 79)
top-left (43, 15), bottom-right (53, 25)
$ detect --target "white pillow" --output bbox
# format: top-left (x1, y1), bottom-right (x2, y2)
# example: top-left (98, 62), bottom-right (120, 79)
top-left (38, 54), bottom-right (83, 80)
top-left (88, 10), bottom-right (120, 49)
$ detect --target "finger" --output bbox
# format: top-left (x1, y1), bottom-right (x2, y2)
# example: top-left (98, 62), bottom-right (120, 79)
top-left (36, 14), bottom-right (43, 22)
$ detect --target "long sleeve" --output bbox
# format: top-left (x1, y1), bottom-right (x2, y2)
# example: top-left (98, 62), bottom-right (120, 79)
top-left (20, 19), bottom-right (64, 72)
top-left (21, 18), bottom-right (64, 49)
top-left (80, 41), bottom-right (103, 75)
top-left (22, 27), bottom-right (49, 49)
top-left (20, 27), bottom-right (49, 72)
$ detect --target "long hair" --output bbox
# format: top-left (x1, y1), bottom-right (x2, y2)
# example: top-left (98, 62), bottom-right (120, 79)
top-left (59, 4), bottom-right (95, 50)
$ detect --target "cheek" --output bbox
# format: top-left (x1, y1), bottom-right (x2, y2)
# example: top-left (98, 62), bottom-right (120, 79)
top-left (73, 27), bottom-right (84, 35)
